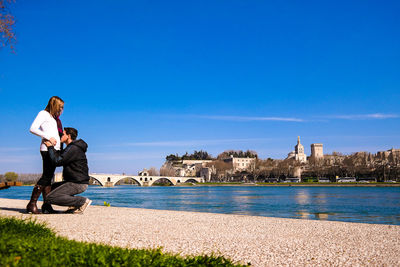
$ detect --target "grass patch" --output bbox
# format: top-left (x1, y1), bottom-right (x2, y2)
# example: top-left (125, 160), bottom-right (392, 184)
top-left (0, 216), bottom-right (247, 266)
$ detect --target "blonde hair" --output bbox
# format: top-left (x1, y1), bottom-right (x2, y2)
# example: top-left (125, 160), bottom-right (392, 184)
top-left (45, 96), bottom-right (64, 117)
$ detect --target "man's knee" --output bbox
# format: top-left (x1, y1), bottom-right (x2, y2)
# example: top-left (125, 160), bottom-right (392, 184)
top-left (46, 191), bottom-right (57, 204)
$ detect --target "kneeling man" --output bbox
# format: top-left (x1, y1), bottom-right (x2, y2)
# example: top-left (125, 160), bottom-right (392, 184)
top-left (43, 127), bottom-right (91, 214)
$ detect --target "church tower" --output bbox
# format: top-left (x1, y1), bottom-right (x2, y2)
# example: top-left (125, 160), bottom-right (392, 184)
top-left (294, 136), bottom-right (307, 163)
top-left (295, 136), bottom-right (304, 154)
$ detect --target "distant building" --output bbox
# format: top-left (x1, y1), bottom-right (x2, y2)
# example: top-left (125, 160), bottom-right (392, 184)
top-left (324, 154), bottom-right (345, 165)
top-left (162, 159), bottom-right (213, 177)
top-left (311, 143), bottom-right (323, 159)
top-left (200, 167), bottom-right (213, 182)
top-left (223, 155), bottom-right (256, 172)
top-left (181, 160), bottom-right (213, 166)
top-left (287, 136), bottom-right (307, 163)
top-left (376, 148), bottom-right (400, 164)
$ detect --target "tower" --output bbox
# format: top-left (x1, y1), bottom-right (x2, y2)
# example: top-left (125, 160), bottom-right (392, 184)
top-left (295, 136), bottom-right (304, 154)
top-left (311, 143), bottom-right (323, 159)
top-left (294, 136), bottom-right (307, 163)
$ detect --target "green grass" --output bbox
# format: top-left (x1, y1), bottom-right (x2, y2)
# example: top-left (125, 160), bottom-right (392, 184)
top-left (201, 182), bottom-right (243, 185)
top-left (0, 216), bottom-right (247, 267)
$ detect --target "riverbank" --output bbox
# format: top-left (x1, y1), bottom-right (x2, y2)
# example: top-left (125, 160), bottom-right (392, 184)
top-left (1, 198), bottom-right (399, 266)
top-left (199, 182), bottom-right (400, 187)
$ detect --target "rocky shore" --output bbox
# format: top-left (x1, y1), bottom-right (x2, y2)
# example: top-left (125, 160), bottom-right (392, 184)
top-left (1, 198), bottom-right (399, 266)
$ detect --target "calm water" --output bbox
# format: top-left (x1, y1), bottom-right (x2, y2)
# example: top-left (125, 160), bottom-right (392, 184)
top-left (2, 185), bottom-right (400, 225)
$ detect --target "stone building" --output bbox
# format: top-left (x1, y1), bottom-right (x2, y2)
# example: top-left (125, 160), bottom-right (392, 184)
top-left (376, 148), bottom-right (400, 164)
top-left (200, 167), bottom-right (213, 182)
top-left (223, 155), bottom-right (256, 172)
top-left (162, 159), bottom-right (213, 177)
top-left (311, 143), bottom-right (324, 159)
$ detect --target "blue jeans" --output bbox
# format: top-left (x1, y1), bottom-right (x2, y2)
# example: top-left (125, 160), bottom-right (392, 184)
top-left (46, 181), bottom-right (88, 207)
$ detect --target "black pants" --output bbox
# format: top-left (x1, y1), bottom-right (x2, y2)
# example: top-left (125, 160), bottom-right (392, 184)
top-left (36, 151), bottom-right (57, 186)
top-left (46, 181), bottom-right (88, 207)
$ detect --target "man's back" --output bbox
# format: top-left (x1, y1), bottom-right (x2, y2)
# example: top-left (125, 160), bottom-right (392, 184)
top-left (49, 139), bottom-right (90, 184)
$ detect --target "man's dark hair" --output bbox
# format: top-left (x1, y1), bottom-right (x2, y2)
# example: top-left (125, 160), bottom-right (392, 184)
top-left (64, 127), bottom-right (78, 140)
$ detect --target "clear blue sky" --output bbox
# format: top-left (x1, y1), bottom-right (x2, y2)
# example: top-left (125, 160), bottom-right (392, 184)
top-left (1, 0), bottom-right (399, 174)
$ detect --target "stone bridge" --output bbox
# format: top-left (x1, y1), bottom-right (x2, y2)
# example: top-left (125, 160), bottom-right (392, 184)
top-left (89, 173), bottom-right (205, 187)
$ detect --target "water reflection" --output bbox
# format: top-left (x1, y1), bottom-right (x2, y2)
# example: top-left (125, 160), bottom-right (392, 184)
top-left (314, 193), bottom-right (327, 204)
top-left (295, 190), bottom-right (310, 205)
top-left (314, 213), bottom-right (329, 220)
top-left (296, 210), bottom-right (311, 219)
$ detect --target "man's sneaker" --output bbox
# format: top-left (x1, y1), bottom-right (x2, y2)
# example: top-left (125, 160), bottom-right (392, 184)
top-left (64, 206), bottom-right (78, 214)
top-left (74, 198), bottom-right (92, 214)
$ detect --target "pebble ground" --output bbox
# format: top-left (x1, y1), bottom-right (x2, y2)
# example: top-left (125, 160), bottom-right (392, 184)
top-left (1, 198), bottom-right (399, 266)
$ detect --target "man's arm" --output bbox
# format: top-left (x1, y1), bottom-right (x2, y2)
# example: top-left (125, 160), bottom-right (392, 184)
top-left (47, 145), bottom-right (74, 166)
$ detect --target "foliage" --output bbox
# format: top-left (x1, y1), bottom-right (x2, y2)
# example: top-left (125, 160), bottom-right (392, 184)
top-left (103, 201), bottom-right (111, 207)
top-left (4, 171), bottom-right (18, 182)
top-left (147, 167), bottom-right (159, 176)
top-left (166, 153), bottom-right (180, 162)
top-left (0, 0), bottom-right (16, 52)
top-left (217, 150), bottom-right (258, 159)
top-left (166, 150), bottom-right (213, 161)
top-left (159, 163), bottom-right (176, 176)
top-left (0, 216), bottom-right (247, 266)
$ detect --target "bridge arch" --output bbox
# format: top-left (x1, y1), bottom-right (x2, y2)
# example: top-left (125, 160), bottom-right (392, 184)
top-left (89, 176), bottom-right (103, 186)
top-left (114, 177), bottom-right (141, 186)
top-left (151, 177), bottom-right (174, 186)
top-left (183, 178), bottom-right (199, 184)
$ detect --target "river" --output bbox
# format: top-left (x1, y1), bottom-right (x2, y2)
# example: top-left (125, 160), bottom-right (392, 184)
top-left (2, 185), bottom-right (400, 225)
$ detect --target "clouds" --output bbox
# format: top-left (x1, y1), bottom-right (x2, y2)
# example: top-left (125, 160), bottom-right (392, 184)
top-left (192, 115), bottom-right (304, 122)
top-left (324, 113), bottom-right (399, 120)
top-left (122, 138), bottom-right (275, 147)
top-left (174, 113), bottom-right (399, 123)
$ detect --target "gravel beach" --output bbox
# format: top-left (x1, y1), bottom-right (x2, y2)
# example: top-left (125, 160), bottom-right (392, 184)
top-left (1, 198), bottom-right (399, 266)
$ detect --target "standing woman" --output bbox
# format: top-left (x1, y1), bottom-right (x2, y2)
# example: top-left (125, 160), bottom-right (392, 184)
top-left (27, 96), bottom-right (64, 214)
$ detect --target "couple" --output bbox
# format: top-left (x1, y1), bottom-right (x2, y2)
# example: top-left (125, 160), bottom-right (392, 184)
top-left (26, 96), bottom-right (92, 214)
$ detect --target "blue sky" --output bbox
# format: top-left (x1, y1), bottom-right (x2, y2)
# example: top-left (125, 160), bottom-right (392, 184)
top-left (0, 0), bottom-right (399, 174)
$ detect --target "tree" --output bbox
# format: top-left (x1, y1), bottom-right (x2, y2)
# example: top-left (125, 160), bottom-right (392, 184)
top-left (166, 154), bottom-right (180, 162)
top-left (217, 150), bottom-right (258, 159)
top-left (160, 163), bottom-right (176, 176)
top-left (206, 160), bottom-right (232, 181)
top-left (191, 150), bottom-right (212, 160)
top-left (166, 151), bottom-right (213, 161)
top-left (0, 0), bottom-right (16, 51)
top-left (148, 167), bottom-right (159, 176)
top-left (4, 171), bottom-right (18, 182)
top-left (250, 158), bottom-right (276, 182)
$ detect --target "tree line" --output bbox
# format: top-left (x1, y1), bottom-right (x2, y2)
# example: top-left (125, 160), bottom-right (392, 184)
top-left (163, 150), bottom-right (400, 182)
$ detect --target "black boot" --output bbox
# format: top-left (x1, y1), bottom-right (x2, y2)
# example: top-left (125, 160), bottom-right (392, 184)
top-left (26, 185), bottom-right (43, 214)
top-left (41, 185), bottom-right (56, 214)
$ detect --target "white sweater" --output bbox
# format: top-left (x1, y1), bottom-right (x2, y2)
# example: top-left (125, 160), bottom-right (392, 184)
top-left (30, 110), bottom-right (61, 151)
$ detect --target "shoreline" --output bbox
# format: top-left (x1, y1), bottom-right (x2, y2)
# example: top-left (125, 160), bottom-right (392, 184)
top-left (18, 182), bottom-right (400, 187)
top-left (200, 183), bottom-right (400, 187)
top-left (1, 198), bottom-right (399, 266)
